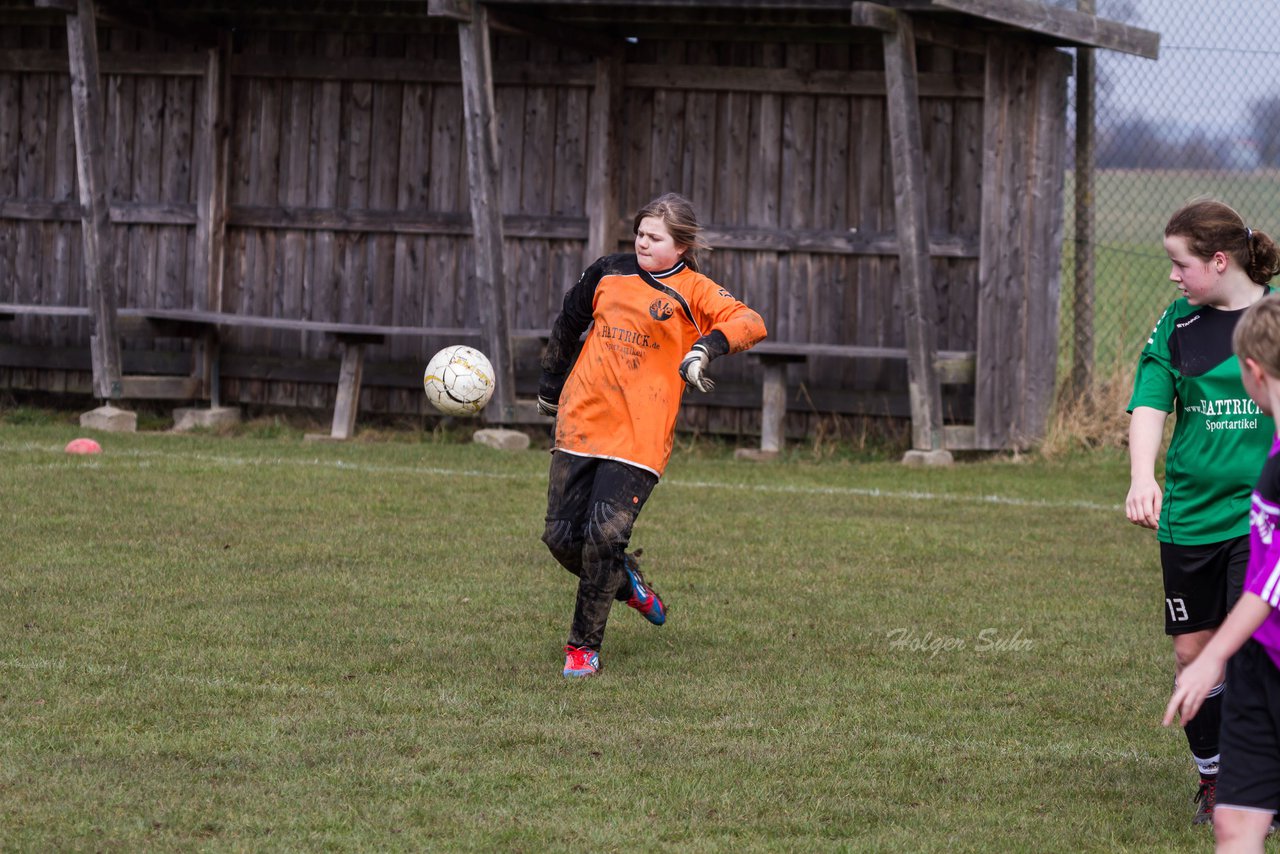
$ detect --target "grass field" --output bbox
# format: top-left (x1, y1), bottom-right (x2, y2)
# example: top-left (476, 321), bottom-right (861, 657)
top-left (0, 410), bottom-right (1248, 852)
top-left (9, 166), bottom-right (1280, 848)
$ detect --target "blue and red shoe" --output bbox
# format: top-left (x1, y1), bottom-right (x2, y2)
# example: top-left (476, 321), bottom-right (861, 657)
top-left (624, 553), bottom-right (666, 626)
top-left (563, 645), bottom-right (600, 678)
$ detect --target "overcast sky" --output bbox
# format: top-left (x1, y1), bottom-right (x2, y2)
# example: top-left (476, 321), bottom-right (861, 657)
top-left (1097, 0), bottom-right (1280, 136)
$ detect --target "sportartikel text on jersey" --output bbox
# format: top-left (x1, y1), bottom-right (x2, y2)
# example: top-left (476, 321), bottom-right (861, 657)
top-left (542, 254), bottom-right (767, 476)
top-left (1128, 292), bottom-right (1276, 544)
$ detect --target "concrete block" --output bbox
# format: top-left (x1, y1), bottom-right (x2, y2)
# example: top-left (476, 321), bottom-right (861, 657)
top-left (902, 448), bottom-right (954, 467)
top-left (172, 406), bottom-right (241, 432)
top-left (734, 447), bottom-right (780, 462)
top-left (79, 405), bottom-right (137, 433)
top-left (473, 428), bottom-right (531, 451)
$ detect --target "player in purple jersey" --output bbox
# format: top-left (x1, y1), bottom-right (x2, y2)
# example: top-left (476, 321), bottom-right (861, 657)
top-left (1166, 294), bottom-right (1280, 851)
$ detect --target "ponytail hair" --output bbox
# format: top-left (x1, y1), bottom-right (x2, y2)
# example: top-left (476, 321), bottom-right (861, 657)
top-left (633, 192), bottom-right (710, 273)
top-left (1245, 230), bottom-right (1280, 285)
top-left (1165, 198), bottom-right (1280, 285)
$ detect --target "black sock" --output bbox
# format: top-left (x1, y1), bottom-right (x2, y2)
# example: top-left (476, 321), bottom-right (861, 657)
top-left (1182, 681), bottom-right (1225, 778)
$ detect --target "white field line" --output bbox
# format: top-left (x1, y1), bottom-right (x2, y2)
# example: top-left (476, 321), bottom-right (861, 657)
top-left (1, 442), bottom-right (1121, 513)
top-left (672, 477), bottom-right (1119, 513)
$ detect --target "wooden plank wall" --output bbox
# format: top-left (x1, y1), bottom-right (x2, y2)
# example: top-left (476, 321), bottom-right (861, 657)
top-left (1, 23), bottom-right (84, 393)
top-left (623, 39), bottom-right (986, 437)
top-left (0, 18), bottom-right (1061, 444)
top-left (974, 41), bottom-right (1070, 449)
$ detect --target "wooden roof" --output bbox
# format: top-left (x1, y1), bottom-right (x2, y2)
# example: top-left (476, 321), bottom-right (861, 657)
top-left (15, 0), bottom-right (1159, 58)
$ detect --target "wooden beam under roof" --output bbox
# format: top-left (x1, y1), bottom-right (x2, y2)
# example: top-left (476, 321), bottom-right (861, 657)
top-left (41, 0), bottom-right (223, 45)
top-left (26, 0), bottom-right (1157, 58)
top-left (486, 5), bottom-right (623, 55)
top-left (495, 0), bottom-right (1158, 58)
top-left (926, 0), bottom-right (1158, 58)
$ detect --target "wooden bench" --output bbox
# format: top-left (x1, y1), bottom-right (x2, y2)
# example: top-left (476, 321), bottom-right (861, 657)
top-left (3, 304), bottom-right (976, 447)
top-left (128, 308), bottom-right (490, 439)
top-left (747, 341), bottom-right (976, 454)
top-left (0, 303), bottom-right (490, 439)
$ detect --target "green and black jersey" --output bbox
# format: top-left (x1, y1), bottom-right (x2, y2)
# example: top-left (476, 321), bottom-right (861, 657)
top-left (1128, 292), bottom-right (1276, 545)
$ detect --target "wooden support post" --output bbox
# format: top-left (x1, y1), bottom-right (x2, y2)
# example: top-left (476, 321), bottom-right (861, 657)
top-left (65, 0), bottom-right (123, 399)
top-left (752, 353), bottom-right (806, 454)
top-left (759, 361), bottom-right (788, 453)
top-left (193, 30), bottom-right (231, 402)
top-left (880, 10), bottom-right (944, 452)
top-left (194, 33), bottom-right (230, 316)
top-left (586, 50), bottom-right (623, 264)
top-left (330, 341), bottom-right (366, 440)
top-left (458, 3), bottom-right (516, 424)
top-left (206, 329), bottom-right (222, 409)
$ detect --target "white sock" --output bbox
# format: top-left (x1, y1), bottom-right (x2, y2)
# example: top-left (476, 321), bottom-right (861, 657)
top-left (1194, 753), bottom-right (1220, 778)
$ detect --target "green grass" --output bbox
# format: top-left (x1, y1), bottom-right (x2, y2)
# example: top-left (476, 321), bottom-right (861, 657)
top-left (0, 419), bottom-right (1236, 851)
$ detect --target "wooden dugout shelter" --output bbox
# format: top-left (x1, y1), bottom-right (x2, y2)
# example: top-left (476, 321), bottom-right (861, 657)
top-left (0, 0), bottom-right (1157, 448)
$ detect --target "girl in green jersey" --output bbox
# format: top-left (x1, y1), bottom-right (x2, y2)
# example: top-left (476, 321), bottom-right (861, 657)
top-left (1127, 199), bottom-right (1280, 825)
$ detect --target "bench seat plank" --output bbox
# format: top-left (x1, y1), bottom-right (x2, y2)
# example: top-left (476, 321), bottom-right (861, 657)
top-left (752, 340), bottom-right (973, 363)
top-left (119, 307), bottom-right (482, 340)
top-left (746, 341), bottom-right (978, 455)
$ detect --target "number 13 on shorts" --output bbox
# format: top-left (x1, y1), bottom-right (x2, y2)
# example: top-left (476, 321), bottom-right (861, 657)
top-left (1166, 597), bottom-right (1189, 622)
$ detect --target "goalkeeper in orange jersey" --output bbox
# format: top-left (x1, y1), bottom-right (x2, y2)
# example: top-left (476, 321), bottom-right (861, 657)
top-left (537, 192), bottom-right (767, 677)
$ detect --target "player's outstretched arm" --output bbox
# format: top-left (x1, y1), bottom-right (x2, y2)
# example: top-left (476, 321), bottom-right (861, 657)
top-left (1126, 406), bottom-right (1168, 530)
top-left (1164, 593), bottom-right (1273, 726)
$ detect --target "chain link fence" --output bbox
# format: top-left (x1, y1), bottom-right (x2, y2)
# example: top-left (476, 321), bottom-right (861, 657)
top-left (1058, 0), bottom-right (1280, 397)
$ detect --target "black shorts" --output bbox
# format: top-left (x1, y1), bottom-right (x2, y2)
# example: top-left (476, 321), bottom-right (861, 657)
top-left (544, 452), bottom-right (658, 540)
top-left (1160, 537), bottom-right (1248, 635)
top-left (1217, 639), bottom-right (1280, 814)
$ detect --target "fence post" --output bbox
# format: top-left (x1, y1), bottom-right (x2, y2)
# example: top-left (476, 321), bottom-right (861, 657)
top-left (1071, 0), bottom-right (1096, 398)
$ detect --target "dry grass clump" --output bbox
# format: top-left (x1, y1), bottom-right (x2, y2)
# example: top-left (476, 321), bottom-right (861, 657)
top-left (1040, 360), bottom-right (1139, 458)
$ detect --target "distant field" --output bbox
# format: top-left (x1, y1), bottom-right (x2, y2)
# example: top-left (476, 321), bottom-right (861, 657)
top-left (1086, 169), bottom-right (1280, 243)
top-left (1060, 169), bottom-right (1280, 372)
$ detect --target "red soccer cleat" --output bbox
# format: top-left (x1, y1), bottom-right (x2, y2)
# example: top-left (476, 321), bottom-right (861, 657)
top-left (562, 645), bottom-right (600, 678)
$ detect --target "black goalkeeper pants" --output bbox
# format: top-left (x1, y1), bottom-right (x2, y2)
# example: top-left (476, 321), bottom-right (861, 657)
top-left (541, 452), bottom-right (658, 651)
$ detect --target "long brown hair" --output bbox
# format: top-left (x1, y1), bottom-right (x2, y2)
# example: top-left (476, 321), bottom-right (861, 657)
top-left (1165, 199), bottom-right (1280, 285)
top-left (632, 193), bottom-right (710, 272)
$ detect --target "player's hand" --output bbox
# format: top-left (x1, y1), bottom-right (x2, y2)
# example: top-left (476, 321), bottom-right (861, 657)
top-left (679, 344), bottom-right (714, 392)
top-left (537, 372), bottom-right (565, 417)
top-left (1125, 477), bottom-right (1162, 530)
top-left (1163, 658), bottom-right (1225, 727)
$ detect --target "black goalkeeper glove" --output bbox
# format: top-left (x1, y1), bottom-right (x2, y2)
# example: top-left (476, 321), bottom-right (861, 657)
top-left (537, 372), bottom-right (565, 417)
top-left (679, 343), bottom-right (714, 393)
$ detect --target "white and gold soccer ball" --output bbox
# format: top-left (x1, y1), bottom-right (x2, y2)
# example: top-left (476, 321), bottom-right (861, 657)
top-left (423, 345), bottom-right (495, 417)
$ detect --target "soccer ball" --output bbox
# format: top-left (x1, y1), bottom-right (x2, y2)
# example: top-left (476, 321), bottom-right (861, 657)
top-left (423, 345), bottom-right (495, 416)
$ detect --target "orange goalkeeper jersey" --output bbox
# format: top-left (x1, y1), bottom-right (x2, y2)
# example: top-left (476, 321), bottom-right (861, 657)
top-left (542, 254), bottom-right (767, 476)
